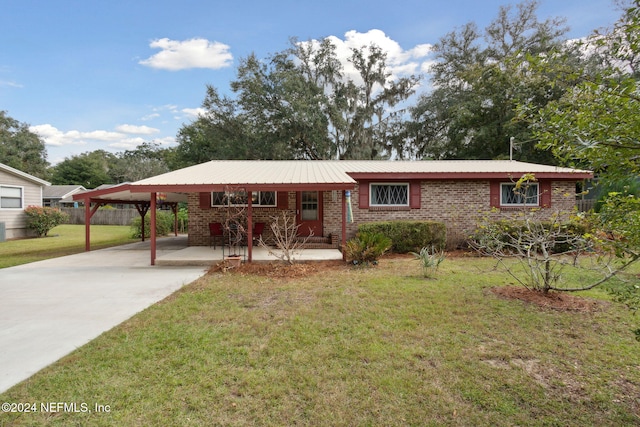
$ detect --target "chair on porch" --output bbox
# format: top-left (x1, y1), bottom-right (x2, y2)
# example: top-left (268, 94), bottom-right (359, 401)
top-left (209, 222), bottom-right (224, 249)
top-left (252, 222), bottom-right (266, 244)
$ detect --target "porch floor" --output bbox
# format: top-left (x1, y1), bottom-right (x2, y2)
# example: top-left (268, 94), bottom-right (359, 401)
top-left (147, 235), bottom-right (343, 266)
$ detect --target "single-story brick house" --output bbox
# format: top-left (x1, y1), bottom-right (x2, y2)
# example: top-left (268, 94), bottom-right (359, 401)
top-left (0, 162), bottom-right (51, 239)
top-left (74, 160), bottom-right (592, 264)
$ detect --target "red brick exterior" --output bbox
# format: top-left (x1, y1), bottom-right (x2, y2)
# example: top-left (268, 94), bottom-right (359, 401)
top-left (188, 180), bottom-right (578, 249)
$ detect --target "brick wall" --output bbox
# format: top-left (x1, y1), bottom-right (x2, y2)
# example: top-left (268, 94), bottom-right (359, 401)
top-left (323, 180), bottom-right (578, 249)
top-left (188, 180), bottom-right (578, 249)
top-left (187, 191), bottom-right (297, 246)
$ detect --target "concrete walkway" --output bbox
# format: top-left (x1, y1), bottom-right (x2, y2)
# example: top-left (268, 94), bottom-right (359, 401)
top-left (0, 237), bottom-right (207, 394)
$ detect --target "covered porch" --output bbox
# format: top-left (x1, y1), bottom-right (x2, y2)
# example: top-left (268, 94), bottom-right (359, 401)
top-left (73, 161), bottom-right (357, 266)
top-left (135, 235), bottom-right (343, 266)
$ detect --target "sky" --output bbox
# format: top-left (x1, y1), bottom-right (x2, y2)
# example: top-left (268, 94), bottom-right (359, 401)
top-left (0, 0), bottom-right (624, 165)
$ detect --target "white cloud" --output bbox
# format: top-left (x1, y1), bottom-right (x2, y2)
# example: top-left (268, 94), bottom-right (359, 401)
top-left (108, 137), bottom-right (148, 150)
top-left (115, 124), bottom-right (160, 135)
top-left (0, 80), bottom-right (23, 88)
top-left (182, 107), bottom-right (206, 119)
top-left (140, 113), bottom-right (160, 121)
top-left (304, 29), bottom-right (433, 86)
top-left (140, 38), bottom-right (233, 71)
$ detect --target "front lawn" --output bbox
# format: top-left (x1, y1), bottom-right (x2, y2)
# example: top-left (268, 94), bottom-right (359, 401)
top-left (0, 225), bottom-right (137, 268)
top-left (1, 256), bottom-right (638, 426)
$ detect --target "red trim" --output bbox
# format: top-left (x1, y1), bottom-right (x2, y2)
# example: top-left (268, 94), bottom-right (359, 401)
top-left (348, 172), bottom-right (592, 180)
top-left (199, 192), bottom-right (211, 209)
top-left (490, 181), bottom-right (501, 208)
top-left (131, 183), bottom-right (355, 193)
top-left (359, 181), bottom-right (369, 209)
top-left (410, 181), bottom-right (421, 209)
top-left (540, 181), bottom-right (552, 208)
top-left (277, 191), bottom-right (288, 209)
top-left (150, 193), bottom-right (156, 266)
top-left (247, 192), bottom-right (253, 262)
top-left (342, 191), bottom-right (347, 261)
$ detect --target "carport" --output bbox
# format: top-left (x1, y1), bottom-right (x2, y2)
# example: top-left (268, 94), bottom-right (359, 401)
top-left (73, 161), bottom-right (356, 266)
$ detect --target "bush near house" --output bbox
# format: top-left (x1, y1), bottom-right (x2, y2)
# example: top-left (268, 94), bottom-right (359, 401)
top-left (24, 206), bottom-right (69, 237)
top-left (358, 220), bottom-right (446, 253)
top-left (343, 231), bottom-right (392, 265)
top-left (471, 218), bottom-right (590, 254)
top-left (130, 211), bottom-right (175, 238)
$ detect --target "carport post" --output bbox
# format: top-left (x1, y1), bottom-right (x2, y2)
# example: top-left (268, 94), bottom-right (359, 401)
top-left (84, 199), bottom-right (91, 251)
top-left (342, 191), bottom-right (347, 261)
top-left (150, 192), bottom-right (156, 266)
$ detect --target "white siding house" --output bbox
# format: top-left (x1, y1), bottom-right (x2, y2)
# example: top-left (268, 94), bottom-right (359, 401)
top-left (0, 163), bottom-right (51, 239)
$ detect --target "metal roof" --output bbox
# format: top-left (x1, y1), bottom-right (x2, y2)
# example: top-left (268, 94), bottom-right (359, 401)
top-left (132, 160), bottom-right (590, 187)
top-left (74, 160), bottom-right (592, 203)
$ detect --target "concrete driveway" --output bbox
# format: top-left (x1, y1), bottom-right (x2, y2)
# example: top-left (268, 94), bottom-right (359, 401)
top-left (0, 237), bottom-right (207, 393)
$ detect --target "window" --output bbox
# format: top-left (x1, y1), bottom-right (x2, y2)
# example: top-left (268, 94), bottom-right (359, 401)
top-left (500, 182), bottom-right (539, 206)
top-left (211, 191), bottom-right (277, 207)
top-left (0, 186), bottom-right (23, 209)
top-left (370, 183), bottom-right (409, 206)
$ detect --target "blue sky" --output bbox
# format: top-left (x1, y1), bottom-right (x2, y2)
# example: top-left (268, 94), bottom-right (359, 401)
top-left (1, 0), bottom-right (622, 165)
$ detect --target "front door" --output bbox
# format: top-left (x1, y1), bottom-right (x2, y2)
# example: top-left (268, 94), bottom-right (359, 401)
top-left (297, 191), bottom-right (323, 236)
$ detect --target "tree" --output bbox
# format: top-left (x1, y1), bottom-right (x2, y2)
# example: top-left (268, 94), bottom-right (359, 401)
top-left (110, 142), bottom-right (171, 183)
top-left (0, 111), bottom-right (49, 179)
top-left (404, 0), bottom-right (572, 162)
top-left (518, 2), bottom-right (640, 338)
top-left (527, 3), bottom-right (640, 179)
top-left (175, 38), bottom-right (420, 165)
top-left (50, 150), bottom-right (116, 188)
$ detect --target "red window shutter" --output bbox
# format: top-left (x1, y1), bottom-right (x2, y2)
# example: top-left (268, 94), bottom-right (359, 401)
top-left (489, 181), bottom-right (501, 208)
top-left (199, 192), bottom-right (211, 210)
top-left (359, 181), bottom-right (369, 209)
top-left (540, 181), bottom-right (552, 208)
top-left (410, 181), bottom-right (421, 209)
top-left (277, 191), bottom-right (289, 210)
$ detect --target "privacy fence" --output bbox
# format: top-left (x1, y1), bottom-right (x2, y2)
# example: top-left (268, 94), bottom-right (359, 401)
top-left (61, 208), bottom-right (139, 226)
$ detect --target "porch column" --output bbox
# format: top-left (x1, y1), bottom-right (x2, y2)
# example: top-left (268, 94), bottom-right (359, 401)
top-left (342, 190), bottom-right (347, 261)
top-left (247, 191), bottom-right (253, 263)
top-left (84, 198), bottom-right (91, 251)
top-left (150, 192), bottom-right (156, 266)
top-left (84, 200), bottom-right (103, 251)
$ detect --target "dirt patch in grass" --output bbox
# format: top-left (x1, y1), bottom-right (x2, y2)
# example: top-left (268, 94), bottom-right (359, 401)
top-left (490, 286), bottom-right (607, 312)
top-left (209, 259), bottom-right (347, 279)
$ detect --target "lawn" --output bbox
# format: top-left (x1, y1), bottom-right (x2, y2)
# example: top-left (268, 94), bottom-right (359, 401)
top-left (0, 225), bottom-right (138, 268)
top-left (1, 256), bottom-right (638, 426)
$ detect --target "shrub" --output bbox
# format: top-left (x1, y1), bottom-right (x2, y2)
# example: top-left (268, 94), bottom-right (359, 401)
top-left (24, 206), bottom-right (69, 237)
top-left (411, 246), bottom-right (446, 278)
top-left (470, 218), bottom-right (589, 254)
top-left (130, 211), bottom-right (174, 238)
top-left (343, 231), bottom-right (392, 266)
top-left (358, 221), bottom-right (446, 253)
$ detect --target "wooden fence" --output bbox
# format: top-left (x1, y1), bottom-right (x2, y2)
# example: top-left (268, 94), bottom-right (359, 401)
top-left (576, 199), bottom-right (596, 212)
top-left (61, 208), bottom-right (140, 226)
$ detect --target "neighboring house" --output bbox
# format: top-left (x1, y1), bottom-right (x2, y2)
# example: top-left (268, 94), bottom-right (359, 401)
top-left (74, 160), bottom-right (592, 262)
top-left (0, 162), bottom-right (51, 239)
top-left (43, 185), bottom-right (86, 207)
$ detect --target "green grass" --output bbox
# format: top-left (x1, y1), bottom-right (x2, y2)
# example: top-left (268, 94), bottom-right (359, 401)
top-left (1, 257), bottom-right (639, 426)
top-left (0, 225), bottom-right (137, 268)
